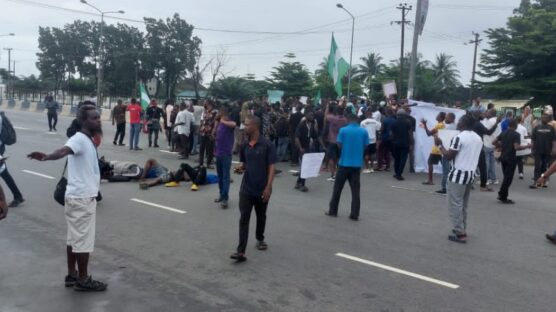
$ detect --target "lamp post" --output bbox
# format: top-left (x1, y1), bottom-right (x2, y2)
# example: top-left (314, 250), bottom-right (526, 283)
top-left (336, 3), bottom-right (355, 99)
top-left (80, 0), bottom-right (124, 107)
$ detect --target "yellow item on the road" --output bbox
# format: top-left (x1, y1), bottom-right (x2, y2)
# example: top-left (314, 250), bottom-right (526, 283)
top-left (165, 181), bottom-right (179, 187)
top-left (191, 184), bottom-right (199, 191)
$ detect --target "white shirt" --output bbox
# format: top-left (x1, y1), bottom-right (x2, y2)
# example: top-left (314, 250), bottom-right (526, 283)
top-left (165, 105), bottom-right (174, 125)
top-left (372, 111), bottom-right (382, 122)
top-left (445, 122), bottom-right (457, 130)
top-left (448, 130), bottom-right (483, 185)
top-left (481, 117), bottom-right (501, 149)
top-left (65, 132), bottom-right (100, 198)
top-left (360, 118), bottom-right (382, 144)
top-left (192, 106), bottom-right (204, 126)
top-left (516, 124), bottom-right (530, 156)
top-left (175, 110), bottom-right (194, 136)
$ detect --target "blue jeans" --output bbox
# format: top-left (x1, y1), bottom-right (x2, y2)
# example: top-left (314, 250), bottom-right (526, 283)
top-left (129, 123), bottom-right (141, 149)
top-left (216, 155), bottom-right (232, 201)
top-left (276, 137), bottom-right (289, 162)
top-left (441, 156), bottom-right (450, 192)
top-left (483, 146), bottom-right (497, 181)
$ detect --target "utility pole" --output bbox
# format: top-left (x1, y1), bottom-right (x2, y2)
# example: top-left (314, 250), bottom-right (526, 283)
top-left (468, 32), bottom-right (482, 104)
top-left (3, 48), bottom-right (12, 99)
top-left (12, 60), bottom-right (15, 98)
top-left (407, 0), bottom-right (426, 99)
top-left (393, 3), bottom-right (412, 99)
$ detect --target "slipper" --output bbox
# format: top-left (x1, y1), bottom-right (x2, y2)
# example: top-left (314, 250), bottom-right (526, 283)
top-left (230, 253), bottom-right (247, 262)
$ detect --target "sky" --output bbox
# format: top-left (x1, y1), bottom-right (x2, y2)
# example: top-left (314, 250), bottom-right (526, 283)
top-left (0, 0), bottom-right (522, 87)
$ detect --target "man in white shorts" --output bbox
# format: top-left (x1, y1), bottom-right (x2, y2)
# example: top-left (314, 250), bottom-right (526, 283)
top-left (28, 105), bottom-right (107, 292)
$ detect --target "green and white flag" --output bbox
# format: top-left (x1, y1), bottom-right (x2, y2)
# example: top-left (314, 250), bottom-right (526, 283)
top-left (314, 89), bottom-right (321, 106)
top-left (139, 83), bottom-right (150, 110)
top-left (327, 34), bottom-right (350, 97)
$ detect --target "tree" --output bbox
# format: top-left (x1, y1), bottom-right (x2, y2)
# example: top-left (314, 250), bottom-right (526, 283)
top-left (143, 14), bottom-right (202, 99)
top-left (36, 26), bottom-right (70, 93)
top-left (267, 53), bottom-right (313, 97)
top-left (353, 52), bottom-right (385, 93)
top-left (209, 76), bottom-right (252, 100)
top-left (431, 53), bottom-right (461, 103)
top-left (480, 0), bottom-right (556, 112)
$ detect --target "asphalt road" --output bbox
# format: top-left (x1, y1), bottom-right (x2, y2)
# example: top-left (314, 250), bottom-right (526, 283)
top-left (0, 109), bottom-right (555, 312)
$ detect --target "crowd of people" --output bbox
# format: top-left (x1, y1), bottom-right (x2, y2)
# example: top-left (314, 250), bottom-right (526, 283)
top-left (1, 94), bottom-right (555, 293)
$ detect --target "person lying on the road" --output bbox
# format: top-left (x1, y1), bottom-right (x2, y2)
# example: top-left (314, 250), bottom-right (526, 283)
top-left (138, 159), bottom-right (218, 191)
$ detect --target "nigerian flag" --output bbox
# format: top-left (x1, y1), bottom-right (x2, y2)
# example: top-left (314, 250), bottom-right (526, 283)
top-left (327, 34), bottom-right (349, 97)
top-left (139, 83), bottom-right (150, 110)
top-left (314, 89), bottom-right (321, 106)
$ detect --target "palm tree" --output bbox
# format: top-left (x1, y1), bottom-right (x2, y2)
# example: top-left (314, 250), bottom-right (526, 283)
top-left (432, 53), bottom-right (460, 91)
top-left (354, 52), bottom-right (385, 91)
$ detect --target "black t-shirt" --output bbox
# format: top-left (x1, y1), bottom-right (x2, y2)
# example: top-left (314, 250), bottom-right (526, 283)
top-left (146, 106), bottom-right (164, 121)
top-left (274, 117), bottom-right (289, 138)
top-left (497, 128), bottom-right (520, 162)
top-left (239, 137), bottom-right (277, 197)
top-left (230, 107), bottom-right (241, 125)
top-left (391, 116), bottom-right (412, 147)
top-left (531, 124), bottom-right (555, 155)
top-left (289, 112), bottom-right (303, 133)
top-left (295, 120), bottom-right (318, 149)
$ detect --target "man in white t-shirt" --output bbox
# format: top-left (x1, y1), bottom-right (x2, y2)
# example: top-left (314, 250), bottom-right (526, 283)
top-left (28, 105), bottom-right (107, 292)
top-left (515, 115), bottom-right (530, 179)
top-left (360, 110), bottom-right (381, 173)
top-left (481, 109), bottom-right (501, 185)
top-left (434, 114), bottom-right (483, 244)
top-left (174, 102), bottom-right (194, 159)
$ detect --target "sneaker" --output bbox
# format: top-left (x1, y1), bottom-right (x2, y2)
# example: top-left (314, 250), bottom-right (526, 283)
top-left (369, 168), bottom-right (374, 173)
top-left (165, 181), bottom-right (179, 187)
top-left (113, 141), bottom-right (117, 146)
top-left (191, 184), bottom-right (199, 191)
top-left (8, 198), bottom-right (24, 208)
top-left (118, 143), bottom-right (125, 146)
top-left (363, 169), bottom-right (371, 174)
top-left (299, 185), bottom-right (309, 192)
top-left (64, 273), bottom-right (78, 287)
top-left (480, 187), bottom-right (494, 192)
top-left (448, 234), bottom-right (467, 244)
top-left (220, 200), bottom-right (228, 209)
top-left (327, 176), bottom-right (336, 182)
top-left (294, 183), bottom-right (301, 190)
top-left (74, 276), bottom-right (107, 292)
top-left (230, 253), bottom-right (247, 262)
top-left (436, 189), bottom-right (447, 194)
top-left (486, 180), bottom-right (492, 185)
top-left (519, 173), bottom-right (524, 180)
top-left (256, 241), bottom-right (268, 250)
top-left (134, 147), bottom-right (143, 151)
top-left (214, 197), bottom-right (223, 203)
top-left (154, 145), bottom-right (160, 148)
top-left (492, 180), bottom-right (500, 185)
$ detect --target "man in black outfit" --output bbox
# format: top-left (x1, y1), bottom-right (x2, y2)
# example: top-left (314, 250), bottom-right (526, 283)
top-left (231, 116), bottom-right (276, 263)
top-left (530, 113), bottom-right (556, 188)
top-left (391, 109), bottom-right (413, 180)
top-left (294, 109), bottom-right (319, 192)
top-left (494, 119), bottom-right (530, 203)
top-left (0, 113), bottom-right (25, 208)
top-left (472, 111), bottom-right (501, 191)
top-left (146, 100), bottom-right (165, 148)
top-left (288, 104), bottom-right (304, 165)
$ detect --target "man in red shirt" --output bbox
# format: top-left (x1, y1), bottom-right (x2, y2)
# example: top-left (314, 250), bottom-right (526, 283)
top-left (128, 98), bottom-right (143, 151)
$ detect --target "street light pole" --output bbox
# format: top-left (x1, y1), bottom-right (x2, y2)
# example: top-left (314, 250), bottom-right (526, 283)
top-left (80, 0), bottom-right (124, 107)
top-left (336, 3), bottom-right (355, 99)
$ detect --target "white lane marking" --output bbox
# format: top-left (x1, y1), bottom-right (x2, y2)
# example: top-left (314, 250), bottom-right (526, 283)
top-left (336, 253), bottom-right (460, 289)
top-left (45, 131), bottom-right (57, 135)
top-left (130, 198), bottom-right (186, 214)
top-left (159, 150), bottom-right (178, 154)
top-left (22, 170), bottom-right (55, 180)
top-left (391, 185), bottom-right (440, 195)
top-left (14, 126), bottom-right (30, 130)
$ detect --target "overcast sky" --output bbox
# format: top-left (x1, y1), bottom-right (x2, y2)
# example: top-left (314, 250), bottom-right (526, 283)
top-left (0, 0), bottom-right (521, 86)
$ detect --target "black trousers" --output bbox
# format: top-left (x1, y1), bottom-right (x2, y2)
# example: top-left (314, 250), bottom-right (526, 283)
top-left (534, 153), bottom-right (552, 180)
top-left (178, 163), bottom-right (206, 185)
top-left (148, 128), bottom-right (160, 147)
top-left (328, 166), bottom-right (361, 218)
top-left (517, 156), bottom-right (524, 174)
top-left (114, 122), bottom-right (126, 144)
top-left (178, 134), bottom-right (189, 157)
top-left (393, 145), bottom-right (409, 177)
top-left (478, 149), bottom-right (487, 187)
top-left (199, 135), bottom-right (214, 166)
top-left (47, 112), bottom-right (58, 130)
top-left (237, 192), bottom-right (268, 253)
top-left (1, 166), bottom-right (23, 200)
top-left (498, 160), bottom-right (516, 200)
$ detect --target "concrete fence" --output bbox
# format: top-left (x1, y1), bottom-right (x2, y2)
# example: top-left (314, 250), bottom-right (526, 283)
top-left (0, 99), bottom-right (112, 121)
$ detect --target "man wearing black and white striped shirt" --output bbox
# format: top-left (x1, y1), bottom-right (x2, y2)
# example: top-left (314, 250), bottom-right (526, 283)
top-left (434, 115), bottom-right (483, 243)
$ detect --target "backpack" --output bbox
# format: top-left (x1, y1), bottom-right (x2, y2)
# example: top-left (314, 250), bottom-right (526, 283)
top-left (0, 112), bottom-right (16, 145)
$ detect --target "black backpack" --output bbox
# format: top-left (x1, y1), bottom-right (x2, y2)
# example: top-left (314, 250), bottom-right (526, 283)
top-left (0, 112), bottom-right (17, 145)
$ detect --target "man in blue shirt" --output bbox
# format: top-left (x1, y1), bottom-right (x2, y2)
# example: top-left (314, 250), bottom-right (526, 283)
top-left (326, 113), bottom-right (369, 221)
